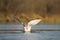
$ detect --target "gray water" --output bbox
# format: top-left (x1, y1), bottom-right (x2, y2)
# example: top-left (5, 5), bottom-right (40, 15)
top-left (0, 24), bottom-right (60, 40)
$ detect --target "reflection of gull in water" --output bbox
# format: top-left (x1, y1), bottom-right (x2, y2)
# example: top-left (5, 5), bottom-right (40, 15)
top-left (13, 16), bottom-right (41, 33)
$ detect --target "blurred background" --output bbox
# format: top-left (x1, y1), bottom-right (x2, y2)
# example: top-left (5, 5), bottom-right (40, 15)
top-left (0, 0), bottom-right (60, 24)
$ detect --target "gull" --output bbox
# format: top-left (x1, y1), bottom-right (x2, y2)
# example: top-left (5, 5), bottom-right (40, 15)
top-left (13, 16), bottom-right (41, 33)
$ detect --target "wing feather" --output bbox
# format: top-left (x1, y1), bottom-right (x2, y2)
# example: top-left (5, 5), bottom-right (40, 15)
top-left (28, 19), bottom-right (41, 26)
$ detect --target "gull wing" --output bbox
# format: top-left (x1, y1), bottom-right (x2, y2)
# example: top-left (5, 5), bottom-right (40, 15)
top-left (28, 19), bottom-right (41, 26)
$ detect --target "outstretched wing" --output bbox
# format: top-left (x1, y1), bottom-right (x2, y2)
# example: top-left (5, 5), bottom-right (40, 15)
top-left (13, 16), bottom-right (21, 23)
top-left (13, 16), bottom-right (25, 27)
top-left (28, 19), bottom-right (41, 26)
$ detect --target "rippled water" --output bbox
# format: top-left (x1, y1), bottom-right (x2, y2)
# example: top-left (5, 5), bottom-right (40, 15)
top-left (0, 24), bottom-right (60, 40)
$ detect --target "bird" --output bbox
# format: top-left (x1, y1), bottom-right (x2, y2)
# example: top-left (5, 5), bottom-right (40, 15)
top-left (13, 16), bottom-right (41, 33)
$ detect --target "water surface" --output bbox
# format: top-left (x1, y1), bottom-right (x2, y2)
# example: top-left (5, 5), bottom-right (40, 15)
top-left (0, 24), bottom-right (60, 40)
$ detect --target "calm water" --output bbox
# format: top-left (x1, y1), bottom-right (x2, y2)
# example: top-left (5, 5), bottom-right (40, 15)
top-left (0, 24), bottom-right (60, 40)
